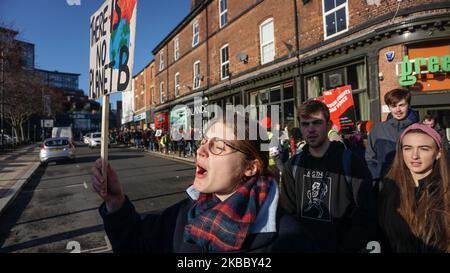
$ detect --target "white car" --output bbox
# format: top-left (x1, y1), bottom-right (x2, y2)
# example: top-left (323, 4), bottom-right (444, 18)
top-left (88, 132), bottom-right (110, 149)
top-left (88, 133), bottom-right (101, 148)
top-left (39, 137), bottom-right (76, 164)
top-left (83, 133), bottom-right (92, 144)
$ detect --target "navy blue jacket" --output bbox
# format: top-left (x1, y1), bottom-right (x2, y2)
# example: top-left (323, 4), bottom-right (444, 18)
top-left (365, 111), bottom-right (417, 180)
top-left (99, 187), bottom-right (317, 253)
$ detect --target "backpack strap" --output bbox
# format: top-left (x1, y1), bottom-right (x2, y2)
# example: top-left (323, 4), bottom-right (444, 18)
top-left (291, 150), bottom-right (304, 180)
top-left (342, 148), bottom-right (353, 192)
top-left (342, 148), bottom-right (352, 184)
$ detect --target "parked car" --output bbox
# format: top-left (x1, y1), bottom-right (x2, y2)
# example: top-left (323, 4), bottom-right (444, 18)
top-left (0, 135), bottom-right (13, 146)
top-left (39, 137), bottom-right (76, 164)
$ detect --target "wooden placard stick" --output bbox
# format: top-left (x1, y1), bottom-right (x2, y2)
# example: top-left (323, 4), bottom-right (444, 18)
top-left (101, 94), bottom-right (109, 182)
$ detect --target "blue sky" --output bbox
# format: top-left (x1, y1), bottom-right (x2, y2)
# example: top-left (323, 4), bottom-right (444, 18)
top-left (0, 0), bottom-right (190, 109)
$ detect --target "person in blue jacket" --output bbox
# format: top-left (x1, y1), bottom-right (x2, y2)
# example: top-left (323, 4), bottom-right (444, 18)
top-left (365, 89), bottom-right (418, 182)
top-left (91, 114), bottom-right (316, 253)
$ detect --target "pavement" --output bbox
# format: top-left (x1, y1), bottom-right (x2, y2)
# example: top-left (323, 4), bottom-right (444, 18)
top-left (122, 144), bottom-right (196, 165)
top-left (144, 150), bottom-right (195, 165)
top-left (0, 144), bottom-right (41, 217)
top-left (0, 143), bottom-right (195, 218)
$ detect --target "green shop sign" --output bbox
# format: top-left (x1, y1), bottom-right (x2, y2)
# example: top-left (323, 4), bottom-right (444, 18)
top-left (399, 55), bottom-right (450, 86)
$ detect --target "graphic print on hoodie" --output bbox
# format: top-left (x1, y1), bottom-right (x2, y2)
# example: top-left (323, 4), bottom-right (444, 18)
top-left (301, 169), bottom-right (332, 222)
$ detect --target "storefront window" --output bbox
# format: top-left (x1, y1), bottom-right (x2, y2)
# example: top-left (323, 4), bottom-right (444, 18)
top-left (234, 93), bottom-right (241, 105)
top-left (249, 92), bottom-right (258, 121)
top-left (355, 63), bottom-right (370, 121)
top-left (305, 62), bottom-right (370, 121)
top-left (249, 82), bottom-right (296, 128)
top-left (325, 68), bottom-right (345, 89)
top-left (306, 74), bottom-right (323, 99)
top-left (270, 87), bottom-right (281, 102)
top-left (347, 64), bottom-right (359, 90)
top-left (283, 100), bottom-right (295, 125)
top-left (284, 84), bottom-right (294, 100)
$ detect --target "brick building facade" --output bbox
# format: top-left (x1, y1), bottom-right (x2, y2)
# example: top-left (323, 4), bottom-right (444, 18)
top-left (129, 0), bottom-right (450, 135)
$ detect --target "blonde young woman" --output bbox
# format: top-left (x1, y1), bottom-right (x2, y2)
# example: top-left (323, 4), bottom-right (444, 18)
top-left (92, 114), bottom-right (315, 253)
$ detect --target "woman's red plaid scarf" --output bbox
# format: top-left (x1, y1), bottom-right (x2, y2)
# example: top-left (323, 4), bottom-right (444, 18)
top-left (183, 176), bottom-right (272, 252)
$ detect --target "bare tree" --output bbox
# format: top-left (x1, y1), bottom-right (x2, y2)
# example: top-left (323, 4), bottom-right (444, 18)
top-left (1, 28), bottom-right (45, 143)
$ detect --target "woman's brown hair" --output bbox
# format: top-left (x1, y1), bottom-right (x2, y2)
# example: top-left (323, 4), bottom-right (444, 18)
top-left (379, 129), bottom-right (450, 252)
top-left (206, 113), bottom-right (271, 177)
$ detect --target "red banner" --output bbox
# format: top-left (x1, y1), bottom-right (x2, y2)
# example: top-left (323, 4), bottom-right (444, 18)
top-left (317, 85), bottom-right (356, 134)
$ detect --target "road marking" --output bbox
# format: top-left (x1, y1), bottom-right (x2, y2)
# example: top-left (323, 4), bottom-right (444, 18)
top-left (64, 184), bottom-right (84, 189)
top-left (21, 183), bottom-right (86, 194)
top-left (67, 236), bottom-right (112, 253)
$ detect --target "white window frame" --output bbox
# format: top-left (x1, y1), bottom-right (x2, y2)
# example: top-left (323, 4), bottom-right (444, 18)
top-left (322, 0), bottom-right (349, 40)
top-left (174, 72), bottom-right (180, 97)
top-left (259, 18), bottom-right (275, 65)
top-left (220, 44), bottom-right (230, 80)
top-left (160, 82), bottom-right (165, 103)
top-left (219, 0), bottom-right (228, 28)
top-left (192, 20), bottom-right (200, 47)
top-left (174, 36), bottom-right (180, 61)
top-left (159, 51), bottom-right (165, 71)
top-left (193, 61), bottom-right (201, 90)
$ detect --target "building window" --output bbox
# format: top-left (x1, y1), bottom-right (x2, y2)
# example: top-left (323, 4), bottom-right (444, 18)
top-left (305, 62), bottom-right (370, 121)
top-left (322, 0), bottom-right (348, 39)
top-left (151, 87), bottom-right (155, 104)
top-left (220, 44), bottom-right (230, 80)
top-left (159, 51), bottom-right (165, 71)
top-left (174, 36), bottom-right (180, 61)
top-left (219, 0), bottom-right (228, 28)
top-left (160, 82), bottom-right (165, 103)
top-left (260, 18), bottom-right (275, 65)
top-left (175, 72), bottom-right (180, 97)
top-left (192, 20), bottom-right (200, 47)
top-left (193, 61), bottom-right (201, 90)
top-left (248, 82), bottom-right (296, 128)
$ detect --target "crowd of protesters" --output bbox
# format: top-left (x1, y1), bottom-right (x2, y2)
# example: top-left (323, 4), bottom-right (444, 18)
top-left (109, 127), bottom-right (199, 159)
top-left (92, 88), bottom-right (449, 253)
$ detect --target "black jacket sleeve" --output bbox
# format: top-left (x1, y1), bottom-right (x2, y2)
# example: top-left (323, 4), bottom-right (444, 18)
top-left (341, 154), bottom-right (377, 252)
top-left (279, 156), bottom-right (299, 215)
top-left (99, 195), bottom-right (185, 253)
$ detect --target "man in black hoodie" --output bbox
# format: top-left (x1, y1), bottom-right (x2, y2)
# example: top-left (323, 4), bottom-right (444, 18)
top-left (280, 100), bottom-right (376, 252)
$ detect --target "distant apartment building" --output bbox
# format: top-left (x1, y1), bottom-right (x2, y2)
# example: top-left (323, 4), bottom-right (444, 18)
top-left (0, 27), bottom-right (35, 70)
